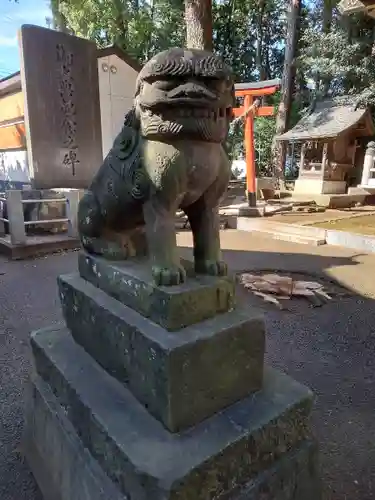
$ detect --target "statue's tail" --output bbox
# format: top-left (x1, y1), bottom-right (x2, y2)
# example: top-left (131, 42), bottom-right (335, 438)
top-left (112, 107), bottom-right (141, 164)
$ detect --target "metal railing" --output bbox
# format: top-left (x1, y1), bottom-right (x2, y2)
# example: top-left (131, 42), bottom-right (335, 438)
top-left (0, 190), bottom-right (82, 245)
top-left (21, 198), bottom-right (67, 204)
top-left (0, 197), bottom-right (7, 224)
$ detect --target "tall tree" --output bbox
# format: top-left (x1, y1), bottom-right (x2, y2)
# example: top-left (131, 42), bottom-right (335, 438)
top-left (54, 0), bottom-right (185, 63)
top-left (50, 0), bottom-right (69, 33)
top-left (255, 0), bottom-right (267, 80)
top-left (44, 0), bottom-right (290, 176)
top-left (184, 0), bottom-right (212, 50)
top-left (299, 6), bottom-right (375, 105)
top-left (51, 0), bottom-right (286, 82)
top-left (321, 0), bottom-right (334, 95)
top-left (272, 0), bottom-right (301, 186)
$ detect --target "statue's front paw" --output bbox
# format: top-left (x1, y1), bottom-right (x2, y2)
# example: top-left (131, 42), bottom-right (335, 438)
top-left (195, 259), bottom-right (228, 277)
top-left (152, 264), bottom-right (187, 286)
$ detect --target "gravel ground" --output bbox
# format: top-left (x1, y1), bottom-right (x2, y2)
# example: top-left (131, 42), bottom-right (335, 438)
top-left (0, 247), bottom-right (374, 500)
top-left (264, 298), bottom-right (375, 500)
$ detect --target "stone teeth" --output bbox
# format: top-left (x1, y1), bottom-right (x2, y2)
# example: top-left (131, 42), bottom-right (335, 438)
top-left (157, 108), bottom-right (222, 119)
top-left (141, 106), bottom-right (228, 121)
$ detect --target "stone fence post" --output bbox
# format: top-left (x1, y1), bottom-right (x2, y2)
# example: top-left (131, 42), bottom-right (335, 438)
top-left (65, 190), bottom-right (83, 238)
top-left (0, 199), bottom-right (5, 236)
top-left (7, 190), bottom-right (26, 245)
top-left (361, 141), bottom-right (375, 186)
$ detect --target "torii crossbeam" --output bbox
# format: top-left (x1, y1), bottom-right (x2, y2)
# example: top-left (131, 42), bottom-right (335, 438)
top-left (234, 79), bottom-right (281, 206)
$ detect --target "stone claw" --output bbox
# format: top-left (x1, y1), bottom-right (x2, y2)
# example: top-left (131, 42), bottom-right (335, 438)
top-left (152, 264), bottom-right (187, 286)
top-left (195, 260), bottom-right (228, 277)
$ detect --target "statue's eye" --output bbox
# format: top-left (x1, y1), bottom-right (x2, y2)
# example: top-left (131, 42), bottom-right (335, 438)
top-left (153, 80), bottom-right (176, 91)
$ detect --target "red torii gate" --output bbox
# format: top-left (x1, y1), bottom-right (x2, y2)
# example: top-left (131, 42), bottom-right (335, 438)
top-left (233, 79), bottom-right (281, 206)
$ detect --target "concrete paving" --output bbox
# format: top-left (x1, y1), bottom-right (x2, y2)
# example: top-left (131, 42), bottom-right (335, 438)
top-left (0, 230), bottom-right (375, 499)
top-left (270, 205), bottom-right (375, 225)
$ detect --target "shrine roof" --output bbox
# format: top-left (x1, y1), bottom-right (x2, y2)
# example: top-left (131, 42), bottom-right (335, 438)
top-left (97, 45), bottom-right (142, 72)
top-left (276, 97), bottom-right (374, 142)
top-left (0, 72), bottom-right (21, 97)
top-left (234, 79), bottom-right (281, 91)
top-left (338, 0), bottom-right (375, 18)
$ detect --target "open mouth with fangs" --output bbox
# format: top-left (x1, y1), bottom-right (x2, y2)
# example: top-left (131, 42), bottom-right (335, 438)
top-left (142, 106), bottom-right (233, 121)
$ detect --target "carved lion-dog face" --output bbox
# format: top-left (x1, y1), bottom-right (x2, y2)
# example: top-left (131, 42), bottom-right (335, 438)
top-left (134, 48), bottom-right (234, 143)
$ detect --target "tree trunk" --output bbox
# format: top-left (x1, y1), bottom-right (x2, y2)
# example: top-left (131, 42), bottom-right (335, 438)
top-left (322, 0), bottom-right (333, 96)
top-left (272, 0), bottom-right (301, 188)
top-left (255, 1), bottom-right (266, 81)
top-left (113, 0), bottom-right (128, 45)
top-left (50, 0), bottom-right (69, 33)
top-left (184, 0), bottom-right (213, 51)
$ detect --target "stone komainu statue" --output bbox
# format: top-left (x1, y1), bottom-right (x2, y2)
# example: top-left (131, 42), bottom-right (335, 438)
top-left (78, 48), bottom-right (235, 286)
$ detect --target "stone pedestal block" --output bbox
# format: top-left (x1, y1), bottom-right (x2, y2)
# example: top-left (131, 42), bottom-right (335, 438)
top-left (78, 252), bottom-right (235, 331)
top-left (25, 325), bottom-right (321, 500)
top-left (25, 248), bottom-right (321, 499)
top-left (58, 273), bottom-right (265, 431)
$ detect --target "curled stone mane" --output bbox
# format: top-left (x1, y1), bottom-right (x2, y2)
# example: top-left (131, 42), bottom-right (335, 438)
top-left (137, 48), bottom-right (232, 85)
top-left (135, 48), bottom-right (234, 143)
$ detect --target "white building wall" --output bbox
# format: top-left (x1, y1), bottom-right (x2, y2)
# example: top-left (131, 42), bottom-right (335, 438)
top-left (0, 150), bottom-right (30, 190)
top-left (98, 54), bottom-right (138, 158)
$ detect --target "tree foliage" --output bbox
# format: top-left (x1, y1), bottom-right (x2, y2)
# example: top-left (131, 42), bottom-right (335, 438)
top-left (50, 0), bottom-right (289, 175)
top-left (55, 0), bottom-right (185, 62)
top-left (54, 0), bottom-right (286, 80)
top-left (299, 1), bottom-right (375, 106)
top-left (48, 0), bottom-right (375, 176)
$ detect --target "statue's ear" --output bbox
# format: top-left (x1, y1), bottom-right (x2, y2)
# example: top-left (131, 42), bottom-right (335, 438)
top-left (134, 96), bottom-right (141, 124)
top-left (231, 84), bottom-right (236, 112)
top-left (124, 106), bottom-right (140, 130)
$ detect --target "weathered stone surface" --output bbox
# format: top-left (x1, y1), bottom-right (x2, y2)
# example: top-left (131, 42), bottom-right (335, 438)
top-left (23, 380), bottom-right (126, 500)
top-left (77, 49), bottom-right (235, 286)
top-left (78, 252), bottom-right (235, 331)
top-left (58, 273), bottom-right (265, 432)
top-left (80, 227), bottom-right (148, 260)
top-left (19, 25), bottom-right (103, 189)
top-left (25, 374), bottom-right (320, 500)
top-left (235, 440), bottom-right (321, 499)
top-left (28, 325), bottom-right (318, 500)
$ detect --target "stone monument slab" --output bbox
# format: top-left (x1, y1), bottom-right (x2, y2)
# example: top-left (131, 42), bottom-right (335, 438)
top-left (19, 25), bottom-right (102, 189)
top-left (58, 273), bottom-right (265, 431)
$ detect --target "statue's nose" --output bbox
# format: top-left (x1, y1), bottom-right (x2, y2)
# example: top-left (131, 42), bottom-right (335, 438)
top-left (168, 82), bottom-right (216, 100)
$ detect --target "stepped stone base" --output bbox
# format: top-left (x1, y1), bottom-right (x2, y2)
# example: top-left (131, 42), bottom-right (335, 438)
top-left (25, 248), bottom-right (322, 500)
top-left (58, 273), bottom-right (265, 431)
top-left (25, 325), bottom-right (321, 500)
